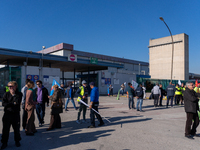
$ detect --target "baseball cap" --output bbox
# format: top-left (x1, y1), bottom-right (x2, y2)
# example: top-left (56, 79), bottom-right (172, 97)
top-left (82, 80), bottom-right (87, 84)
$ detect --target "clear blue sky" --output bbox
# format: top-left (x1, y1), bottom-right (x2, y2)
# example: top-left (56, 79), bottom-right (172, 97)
top-left (1, 0), bottom-right (200, 73)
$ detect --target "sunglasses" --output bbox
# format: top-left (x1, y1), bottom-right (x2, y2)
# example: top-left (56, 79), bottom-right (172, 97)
top-left (8, 86), bottom-right (14, 88)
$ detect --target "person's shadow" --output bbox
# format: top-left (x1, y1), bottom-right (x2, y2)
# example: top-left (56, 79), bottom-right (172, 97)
top-left (0, 115), bottom-right (152, 150)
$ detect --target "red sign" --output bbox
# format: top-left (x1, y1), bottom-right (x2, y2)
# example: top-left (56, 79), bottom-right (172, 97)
top-left (68, 54), bottom-right (77, 62)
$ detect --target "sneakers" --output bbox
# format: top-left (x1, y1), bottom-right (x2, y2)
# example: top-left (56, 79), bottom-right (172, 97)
top-left (98, 122), bottom-right (105, 126)
top-left (1, 143), bottom-right (7, 149)
top-left (76, 120), bottom-right (81, 124)
top-left (82, 120), bottom-right (86, 123)
top-left (15, 141), bottom-right (21, 147)
top-left (185, 134), bottom-right (194, 139)
top-left (88, 125), bottom-right (95, 128)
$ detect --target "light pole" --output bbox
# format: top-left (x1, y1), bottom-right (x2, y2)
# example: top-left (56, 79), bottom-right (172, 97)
top-left (159, 17), bottom-right (174, 82)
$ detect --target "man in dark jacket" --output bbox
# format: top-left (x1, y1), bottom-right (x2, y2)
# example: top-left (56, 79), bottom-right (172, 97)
top-left (65, 83), bottom-right (77, 111)
top-left (165, 82), bottom-right (176, 108)
top-left (35, 80), bottom-right (49, 126)
top-left (1, 81), bottom-right (22, 149)
top-left (127, 83), bottom-right (135, 109)
top-left (135, 84), bottom-right (144, 112)
top-left (76, 80), bottom-right (88, 124)
top-left (184, 82), bottom-right (200, 139)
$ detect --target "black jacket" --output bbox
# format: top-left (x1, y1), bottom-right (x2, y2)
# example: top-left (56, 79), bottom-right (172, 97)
top-left (183, 87), bottom-right (200, 113)
top-left (2, 91), bottom-right (22, 114)
top-left (35, 87), bottom-right (49, 104)
top-left (135, 87), bottom-right (143, 99)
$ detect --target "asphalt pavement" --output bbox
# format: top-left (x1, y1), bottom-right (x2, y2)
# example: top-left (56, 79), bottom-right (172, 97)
top-left (0, 95), bottom-right (199, 150)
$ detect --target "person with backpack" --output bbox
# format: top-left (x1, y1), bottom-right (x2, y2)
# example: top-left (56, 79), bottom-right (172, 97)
top-left (135, 84), bottom-right (144, 112)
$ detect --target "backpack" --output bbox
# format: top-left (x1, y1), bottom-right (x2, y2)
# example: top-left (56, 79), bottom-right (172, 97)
top-left (135, 87), bottom-right (143, 97)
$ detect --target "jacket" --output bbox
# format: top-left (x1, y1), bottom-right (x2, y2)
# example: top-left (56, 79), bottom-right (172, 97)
top-left (25, 89), bottom-right (37, 111)
top-left (160, 87), bottom-right (166, 96)
top-left (126, 86), bottom-right (135, 96)
top-left (183, 87), bottom-right (200, 113)
top-left (2, 90), bottom-right (22, 114)
top-left (76, 86), bottom-right (88, 104)
top-left (166, 85), bottom-right (176, 97)
top-left (90, 87), bottom-right (99, 103)
top-left (65, 86), bottom-right (73, 98)
top-left (135, 87), bottom-right (144, 99)
top-left (50, 89), bottom-right (63, 115)
top-left (151, 85), bottom-right (161, 95)
top-left (35, 86), bottom-right (49, 104)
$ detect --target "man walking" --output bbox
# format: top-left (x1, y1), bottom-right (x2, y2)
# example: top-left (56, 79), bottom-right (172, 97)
top-left (151, 83), bottom-right (161, 107)
top-left (127, 83), bottom-right (135, 109)
top-left (21, 79), bottom-right (30, 130)
top-left (184, 82), bottom-right (200, 139)
top-left (135, 84), bottom-right (144, 112)
top-left (88, 82), bottom-right (104, 128)
top-left (166, 82), bottom-right (176, 108)
top-left (1, 81), bottom-right (22, 149)
top-left (76, 80), bottom-right (88, 124)
top-left (35, 80), bottom-right (49, 126)
top-left (65, 83), bottom-right (77, 111)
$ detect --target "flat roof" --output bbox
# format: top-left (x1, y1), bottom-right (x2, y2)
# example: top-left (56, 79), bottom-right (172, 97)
top-left (0, 47), bottom-right (123, 72)
top-left (37, 43), bottom-right (149, 66)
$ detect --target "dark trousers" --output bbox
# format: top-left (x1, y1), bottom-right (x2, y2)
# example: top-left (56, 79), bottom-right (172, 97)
top-left (159, 95), bottom-right (163, 106)
top-left (22, 109), bottom-right (28, 129)
top-left (49, 114), bottom-right (61, 129)
top-left (1, 113), bottom-right (21, 144)
top-left (77, 104), bottom-right (87, 120)
top-left (185, 112), bottom-right (199, 136)
top-left (153, 94), bottom-right (159, 106)
top-left (109, 89), bottom-right (113, 96)
top-left (90, 105), bottom-right (104, 126)
top-left (128, 95), bottom-right (134, 109)
top-left (36, 103), bottom-right (45, 124)
top-left (175, 95), bottom-right (183, 105)
top-left (167, 96), bottom-right (174, 106)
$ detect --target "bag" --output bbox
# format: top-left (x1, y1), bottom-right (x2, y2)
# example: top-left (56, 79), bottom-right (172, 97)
top-left (149, 93), bottom-right (154, 99)
top-left (52, 98), bottom-right (63, 108)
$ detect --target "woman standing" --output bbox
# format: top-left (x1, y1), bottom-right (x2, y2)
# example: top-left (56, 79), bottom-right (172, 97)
top-left (47, 85), bottom-right (63, 131)
top-left (25, 81), bottom-right (37, 136)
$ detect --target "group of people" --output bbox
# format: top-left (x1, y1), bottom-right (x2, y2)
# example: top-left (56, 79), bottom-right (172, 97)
top-left (151, 82), bottom-right (186, 108)
top-left (1, 79), bottom-right (104, 149)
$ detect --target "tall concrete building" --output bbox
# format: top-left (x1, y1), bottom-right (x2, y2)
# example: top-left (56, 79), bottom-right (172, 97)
top-left (148, 33), bottom-right (189, 80)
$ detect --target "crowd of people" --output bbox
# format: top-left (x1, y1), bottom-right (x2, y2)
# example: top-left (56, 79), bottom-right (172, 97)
top-left (1, 79), bottom-right (104, 149)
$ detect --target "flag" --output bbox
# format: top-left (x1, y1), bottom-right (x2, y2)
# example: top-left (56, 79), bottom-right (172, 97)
top-left (195, 80), bottom-right (198, 87)
top-left (50, 79), bottom-right (61, 96)
top-left (107, 84), bottom-right (110, 96)
top-left (178, 80), bottom-right (181, 86)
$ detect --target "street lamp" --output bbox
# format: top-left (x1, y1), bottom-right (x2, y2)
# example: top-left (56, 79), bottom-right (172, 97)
top-left (159, 17), bottom-right (174, 82)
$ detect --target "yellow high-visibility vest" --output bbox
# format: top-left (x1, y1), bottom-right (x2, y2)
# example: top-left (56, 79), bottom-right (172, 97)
top-left (175, 87), bottom-right (182, 95)
top-left (77, 86), bottom-right (84, 102)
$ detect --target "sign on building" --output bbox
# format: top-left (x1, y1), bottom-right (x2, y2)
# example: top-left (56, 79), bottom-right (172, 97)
top-left (90, 57), bottom-right (98, 64)
top-left (68, 54), bottom-right (77, 62)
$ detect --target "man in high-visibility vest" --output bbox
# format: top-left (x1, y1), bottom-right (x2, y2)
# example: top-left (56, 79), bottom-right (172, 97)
top-left (175, 84), bottom-right (182, 105)
top-left (76, 80), bottom-right (88, 124)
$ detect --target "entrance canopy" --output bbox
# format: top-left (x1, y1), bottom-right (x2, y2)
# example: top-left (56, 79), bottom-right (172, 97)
top-left (0, 48), bottom-right (123, 72)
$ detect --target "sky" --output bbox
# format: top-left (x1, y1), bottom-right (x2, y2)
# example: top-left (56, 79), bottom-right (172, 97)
top-left (0, 0), bottom-right (200, 73)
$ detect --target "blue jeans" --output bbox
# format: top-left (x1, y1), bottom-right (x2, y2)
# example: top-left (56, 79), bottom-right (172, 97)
top-left (128, 95), bottom-right (134, 109)
top-left (65, 98), bottom-right (76, 110)
top-left (167, 96), bottom-right (174, 107)
top-left (136, 98), bottom-right (143, 111)
top-left (36, 103), bottom-right (45, 124)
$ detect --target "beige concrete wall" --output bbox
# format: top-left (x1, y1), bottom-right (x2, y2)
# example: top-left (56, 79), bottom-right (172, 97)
top-left (149, 33), bottom-right (189, 80)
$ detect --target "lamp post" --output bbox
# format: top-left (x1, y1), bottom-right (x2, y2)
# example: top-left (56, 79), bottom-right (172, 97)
top-left (159, 17), bottom-right (174, 82)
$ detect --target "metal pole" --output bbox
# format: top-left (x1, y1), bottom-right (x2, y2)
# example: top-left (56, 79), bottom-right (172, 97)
top-left (160, 17), bottom-right (174, 82)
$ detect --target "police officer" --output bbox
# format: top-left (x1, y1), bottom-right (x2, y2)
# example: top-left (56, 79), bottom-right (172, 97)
top-left (1, 81), bottom-right (22, 149)
top-left (88, 82), bottom-right (104, 128)
top-left (76, 80), bottom-right (88, 124)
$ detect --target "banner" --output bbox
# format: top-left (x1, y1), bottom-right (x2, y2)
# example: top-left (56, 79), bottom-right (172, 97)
top-left (50, 79), bottom-right (61, 96)
top-left (132, 80), bottom-right (138, 89)
top-left (178, 80), bottom-right (181, 86)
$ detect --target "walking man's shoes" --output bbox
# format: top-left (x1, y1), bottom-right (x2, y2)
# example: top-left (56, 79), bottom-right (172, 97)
top-left (191, 134), bottom-right (200, 137)
top-left (15, 141), bottom-right (21, 147)
top-left (98, 122), bottom-right (105, 126)
top-left (1, 143), bottom-right (7, 149)
top-left (185, 134), bottom-right (194, 139)
top-left (88, 125), bottom-right (95, 128)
